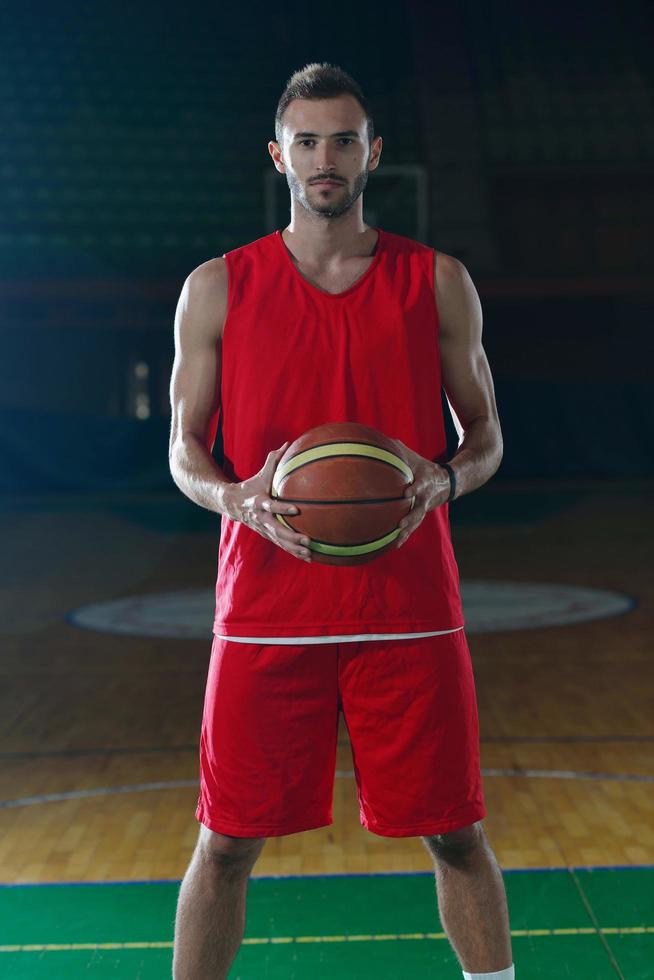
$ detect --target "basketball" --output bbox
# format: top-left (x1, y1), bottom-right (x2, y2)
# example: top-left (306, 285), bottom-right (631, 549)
top-left (271, 421), bottom-right (416, 566)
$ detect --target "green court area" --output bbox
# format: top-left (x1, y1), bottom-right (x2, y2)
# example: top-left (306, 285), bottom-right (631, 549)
top-left (0, 868), bottom-right (651, 978)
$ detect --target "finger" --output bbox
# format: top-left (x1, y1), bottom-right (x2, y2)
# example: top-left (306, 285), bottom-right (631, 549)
top-left (396, 516), bottom-right (417, 544)
top-left (268, 522), bottom-right (312, 561)
top-left (260, 511), bottom-right (310, 548)
top-left (243, 500), bottom-right (299, 541)
top-left (263, 441), bottom-right (290, 470)
top-left (261, 497), bottom-right (300, 516)
top-left (273, 535), bottom-right (311, 560)
top-left (275, 518), bottom-right (312, 550)
top-left (248, 487), bottom-right (309, 560)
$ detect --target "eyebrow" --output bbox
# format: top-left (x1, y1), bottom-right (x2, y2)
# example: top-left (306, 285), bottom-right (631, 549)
top-left (293, 130), bottom-right (360, 139)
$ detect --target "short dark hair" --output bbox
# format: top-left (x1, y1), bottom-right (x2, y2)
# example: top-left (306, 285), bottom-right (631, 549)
top-left (274, 62), bottom-right (374, 145)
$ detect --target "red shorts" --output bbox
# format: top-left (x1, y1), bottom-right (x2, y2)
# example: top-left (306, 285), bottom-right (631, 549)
top-left (196, 629), bottom-right (485, 838)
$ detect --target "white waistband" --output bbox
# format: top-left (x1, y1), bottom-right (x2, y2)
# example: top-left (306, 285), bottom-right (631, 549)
top-left (213, 626), bottom-right (464, 645)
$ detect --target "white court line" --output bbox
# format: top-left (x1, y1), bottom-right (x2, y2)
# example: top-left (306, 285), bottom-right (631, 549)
top-left (1, 768), bottom-right (652, 810)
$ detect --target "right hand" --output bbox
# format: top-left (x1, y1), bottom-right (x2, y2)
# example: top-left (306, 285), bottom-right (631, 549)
top-left (223, 442), bottom-right (312, 562)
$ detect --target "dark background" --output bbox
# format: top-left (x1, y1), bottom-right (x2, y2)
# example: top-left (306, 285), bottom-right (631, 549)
top-left (1, 0), bottom-right (652, 492)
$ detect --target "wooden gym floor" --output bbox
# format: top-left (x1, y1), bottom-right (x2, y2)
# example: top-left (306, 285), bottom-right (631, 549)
top-left (0, 477), bottom-right (652, 977)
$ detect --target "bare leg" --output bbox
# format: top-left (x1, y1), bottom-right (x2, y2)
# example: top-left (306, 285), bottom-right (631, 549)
top-left (173, 825), bottom-right (266, 980)
top-left (422, 822), bottom-right (512, 974)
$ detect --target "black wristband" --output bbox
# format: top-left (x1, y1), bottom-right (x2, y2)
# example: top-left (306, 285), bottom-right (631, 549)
top-left (441, 462), bottom-right (457, 502)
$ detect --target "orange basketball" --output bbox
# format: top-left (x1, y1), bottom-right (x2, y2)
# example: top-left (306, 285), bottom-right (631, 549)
top-left (271, 421), bottom-right (415, 566)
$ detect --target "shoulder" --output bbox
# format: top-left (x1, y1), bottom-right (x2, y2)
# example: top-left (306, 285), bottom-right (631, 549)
top-left (185, 255), bottom-right (229, 307)
top-left (431, 251), bottom-right (482, 340)
top-left (178, 257), bottom-right (229, 341)
top-left (434, 250), bottom-right (467, 289)
top-left (379, 227), bottom-right (433, 258)
top-left (186, 255), bottom-right (228, 290)
top-left (433, 250), bottom-right (479, 309)
top-left (184, 230), bottom-right (277, 293)
top-left (380, 230), bottom-right (467, 289)
top-left (184, 258), bottom-right (227, 298)
top-left (180, 232), bottom-right (278, 340)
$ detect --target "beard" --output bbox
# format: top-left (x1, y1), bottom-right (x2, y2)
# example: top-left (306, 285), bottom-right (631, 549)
top-left (286, 168), bottom-right (369, 219)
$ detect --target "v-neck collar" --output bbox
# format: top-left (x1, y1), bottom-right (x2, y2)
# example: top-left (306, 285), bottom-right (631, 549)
top-left (275, 228), bottom-right (384, 299)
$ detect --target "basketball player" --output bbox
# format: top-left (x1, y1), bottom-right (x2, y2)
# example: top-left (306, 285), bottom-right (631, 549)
top-left (169, 63), bottom-right (513, 980)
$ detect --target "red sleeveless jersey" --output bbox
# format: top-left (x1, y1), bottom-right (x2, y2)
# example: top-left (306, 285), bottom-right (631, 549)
top-left (212, 227), bottom-right (465, 640)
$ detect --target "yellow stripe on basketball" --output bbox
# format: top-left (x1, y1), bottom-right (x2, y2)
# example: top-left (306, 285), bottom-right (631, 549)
top-left (271, 442), bottom-right (412, 497)
top-left (276, 515), bottom-right (401, 556)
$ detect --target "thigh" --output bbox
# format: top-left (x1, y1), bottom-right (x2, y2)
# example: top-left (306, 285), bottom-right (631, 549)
top-left (196, 635), bottom-right (340, 837)
top-left (338, 629), bottom-right (486, 837)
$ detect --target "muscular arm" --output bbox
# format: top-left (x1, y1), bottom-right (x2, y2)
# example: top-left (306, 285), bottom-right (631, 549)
top-left (168, 258), bottom-right (235, 516)
top-left (169, 259), bottom-right (312, 558)
top-left (435, 252), bottom-right (503, 499)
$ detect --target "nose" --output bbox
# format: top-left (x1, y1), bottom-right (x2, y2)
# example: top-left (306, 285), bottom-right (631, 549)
top-left (313, 142), bottom-right (337, 173)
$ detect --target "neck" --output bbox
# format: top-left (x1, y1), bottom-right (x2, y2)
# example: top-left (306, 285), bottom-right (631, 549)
top-left (284, 199), bottom-right (373, 265)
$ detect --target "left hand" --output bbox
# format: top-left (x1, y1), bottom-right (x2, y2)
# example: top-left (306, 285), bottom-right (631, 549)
top-left (391, 437), bottom-right (451, 549)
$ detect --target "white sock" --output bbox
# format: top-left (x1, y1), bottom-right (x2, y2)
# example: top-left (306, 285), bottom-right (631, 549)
top-left (462, 967), bottom-right (515, 980)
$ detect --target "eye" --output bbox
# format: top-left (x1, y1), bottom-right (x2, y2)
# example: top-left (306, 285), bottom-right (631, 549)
top-left (339, 138), bottom-right (353, 145)
top-left (299, 139), bottom-right (314, 147)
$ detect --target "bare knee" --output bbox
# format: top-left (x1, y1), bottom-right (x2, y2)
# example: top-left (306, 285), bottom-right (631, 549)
top-left (195, 824), bottom-right (266, 877)
top-left (421, 821), bottom-right (485, 870)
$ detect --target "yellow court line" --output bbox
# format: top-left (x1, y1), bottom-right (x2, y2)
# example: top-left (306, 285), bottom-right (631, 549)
top-left (1, 926), bottom-right (653, 952)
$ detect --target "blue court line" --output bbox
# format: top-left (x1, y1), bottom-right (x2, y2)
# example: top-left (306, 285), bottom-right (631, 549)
top-left (1, 865), bottom-right (652, 888)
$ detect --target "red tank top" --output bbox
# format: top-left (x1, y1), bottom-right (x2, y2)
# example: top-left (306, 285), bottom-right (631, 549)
top-left (212, 227), bottom-right (465, 640)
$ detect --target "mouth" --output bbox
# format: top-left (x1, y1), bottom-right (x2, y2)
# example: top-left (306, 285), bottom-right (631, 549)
top-left (311, 179), bottom-right (342, 187)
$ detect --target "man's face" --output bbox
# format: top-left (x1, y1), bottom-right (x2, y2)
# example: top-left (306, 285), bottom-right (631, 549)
top-left (272, 94), bottom-right (382, 219)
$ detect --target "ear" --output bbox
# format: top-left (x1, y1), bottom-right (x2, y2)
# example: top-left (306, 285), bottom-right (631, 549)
top-left (268, 140), bottom-right (286, 174)
top-left (368, 135), bottom-right (383, 173)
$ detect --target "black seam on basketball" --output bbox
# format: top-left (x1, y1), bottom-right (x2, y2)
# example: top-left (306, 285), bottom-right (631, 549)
top-left (279, 496), bottom-right (409, 505)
